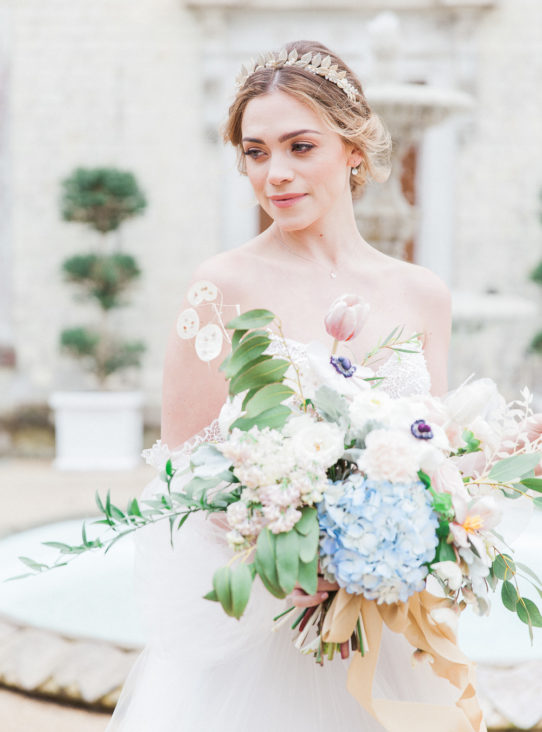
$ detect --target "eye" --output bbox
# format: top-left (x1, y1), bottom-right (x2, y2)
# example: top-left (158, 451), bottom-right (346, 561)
top-left (292, 142), bottom-right (314, 153)
top-left (243, 148), bottom-right (265, 159)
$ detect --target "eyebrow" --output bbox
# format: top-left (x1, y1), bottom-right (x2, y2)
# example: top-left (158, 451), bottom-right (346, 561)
top-left (242, 129), bottom-right (323, 144)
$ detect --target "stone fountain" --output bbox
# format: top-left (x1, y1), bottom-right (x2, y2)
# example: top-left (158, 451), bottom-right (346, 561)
top-left (355, 11), bottom-right (473, 261)
top-left (357, 12), bottom-right (537, 401)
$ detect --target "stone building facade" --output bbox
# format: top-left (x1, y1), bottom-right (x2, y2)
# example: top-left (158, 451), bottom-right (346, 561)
top-left (0, 0), bottom-right (541, 424)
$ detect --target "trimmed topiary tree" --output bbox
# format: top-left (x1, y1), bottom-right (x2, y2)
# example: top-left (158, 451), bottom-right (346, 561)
top-left (59, 168), bottom-right (147, 388)
top-left (529, 259), bottom-right (542, 355)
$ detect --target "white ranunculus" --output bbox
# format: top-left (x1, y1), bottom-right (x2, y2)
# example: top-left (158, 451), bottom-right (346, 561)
top-left (358, 429), bottom-right (420, 483)
top-left (291, 420), bottom-right (345, 468)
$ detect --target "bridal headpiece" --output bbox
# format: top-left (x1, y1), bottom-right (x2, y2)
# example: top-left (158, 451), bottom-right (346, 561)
top-left (234, 48), bottom-right (361, 104)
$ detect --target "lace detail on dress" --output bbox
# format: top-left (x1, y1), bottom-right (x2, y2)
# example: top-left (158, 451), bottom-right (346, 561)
top-left (142, 419), bottom-right (222, 470)
top-left (373, 349), bottom-right (431, 399)
top-left (265, 331), bottom-right (431, 399)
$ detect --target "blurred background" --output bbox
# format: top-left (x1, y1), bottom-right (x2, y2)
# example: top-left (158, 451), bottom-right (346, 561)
top-left (0, 0), bottom-right (541, 729)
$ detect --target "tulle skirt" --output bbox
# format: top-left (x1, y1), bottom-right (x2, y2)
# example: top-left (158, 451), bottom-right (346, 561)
top-left (107, 475), bottom-right (459, 732)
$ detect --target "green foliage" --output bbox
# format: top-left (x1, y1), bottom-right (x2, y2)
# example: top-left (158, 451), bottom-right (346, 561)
top-left (531, 261), bottom-right (542, 287)
top-left (60, 327), bottom-right (100, 358)
top-left (251, 508), bottom-right (320, 603)
top-left (62, 253), bottom-right (141, 310)
top-left (58, 166), bottom-right (147, 384)
top-left (60, 327), bottom-right (145, 386)
top-left (529, 330), bottom-right (542, 355)
top-left (61, 167), bottom-right (147, 234)
top-left (219, 312), bottom-right (294, 431)
top-left (488, 453), bottom-right (542, 482)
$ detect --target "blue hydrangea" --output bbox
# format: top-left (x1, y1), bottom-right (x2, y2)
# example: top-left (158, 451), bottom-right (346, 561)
top-left (317, 474), bottom-right (439, 604)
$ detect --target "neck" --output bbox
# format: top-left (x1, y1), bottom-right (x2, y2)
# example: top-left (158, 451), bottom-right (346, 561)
top-left (270, 192), bottom-right (373, 269)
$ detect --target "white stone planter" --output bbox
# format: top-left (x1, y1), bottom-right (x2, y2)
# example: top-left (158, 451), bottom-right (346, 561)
top-left (48, 391), bottom-right (144, 471)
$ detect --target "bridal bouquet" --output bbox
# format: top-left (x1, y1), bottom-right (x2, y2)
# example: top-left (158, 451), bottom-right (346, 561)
top-left (19, 287), bottom-right (542, 662)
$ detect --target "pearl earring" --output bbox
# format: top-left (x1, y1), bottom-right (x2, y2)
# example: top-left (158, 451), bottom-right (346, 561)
top-left (351, 167), bottom-right (359, 175)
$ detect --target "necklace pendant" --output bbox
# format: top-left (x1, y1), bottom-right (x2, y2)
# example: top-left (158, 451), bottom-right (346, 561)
top-left (330, 272), bottom-right (337, 279)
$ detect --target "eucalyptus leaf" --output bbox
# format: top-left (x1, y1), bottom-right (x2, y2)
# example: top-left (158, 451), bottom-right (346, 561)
top-left (212, 566), bottom-right (233, 616)
top-left (229, 357), bottom-right (290, 396)
top-left (225, 309), bottom-right (276, 331)
top-left (275, 530), bottom-right (299, 594)
top-left (298, 522), bottom-right (320, 563)
top-left (230, 329), bottom-right (248, 350)
top-left (203, 589), bottom-right (218, 602)
top-left (256, 528), bottom-right (279, 588)
top-left (243, 383), bottom-right (295, 418)
top-left (294, 507), bottom-right (318, 536)
top-left (230, 563), bottom-right (254, 619)
top-left (221, 335), bottom-right (271, 379)
top-left (520, 478), bottom-right (542, 493)
top-left (229, 405), bottom-right (291, 432)
top-left (297, 554), bottom-right (318, 595)
top-left (488, 453), bottom-right (542, 482)
top-left (501, 580), bottom-right (518, 611)
top-left (493, 554), bottom-right (516, 581)
top-left (516, 597), bottom-right (542, 629)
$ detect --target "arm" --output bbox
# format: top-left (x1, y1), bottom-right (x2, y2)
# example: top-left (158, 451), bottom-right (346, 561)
top-left (161, 267), bottom-right (234, 448)
top-left (418, 270), bottom-right (452, 397)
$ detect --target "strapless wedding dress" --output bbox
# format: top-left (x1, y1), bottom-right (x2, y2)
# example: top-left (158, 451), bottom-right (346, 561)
top-left (106, 340), bottom-right (462, 732)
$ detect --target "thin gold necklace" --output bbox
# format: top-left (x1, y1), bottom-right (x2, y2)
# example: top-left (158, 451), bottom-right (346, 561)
top-left (276, 235), bottom-right (338, 279)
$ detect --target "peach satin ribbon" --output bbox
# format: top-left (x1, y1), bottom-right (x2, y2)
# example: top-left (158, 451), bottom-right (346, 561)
top-left (322, 589), bottom-right (486, 732)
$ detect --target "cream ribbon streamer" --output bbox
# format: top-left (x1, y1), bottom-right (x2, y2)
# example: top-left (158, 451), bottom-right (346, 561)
top-left (322, 589), bottom-right (487, 732)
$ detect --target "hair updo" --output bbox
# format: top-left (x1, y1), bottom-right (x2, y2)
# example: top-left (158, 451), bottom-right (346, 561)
top-left (222, 40), bottom-right (391, 199)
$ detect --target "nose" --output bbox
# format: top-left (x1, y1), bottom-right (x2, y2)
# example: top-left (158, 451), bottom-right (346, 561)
top-left (267, 153), bottom-right (294, 186)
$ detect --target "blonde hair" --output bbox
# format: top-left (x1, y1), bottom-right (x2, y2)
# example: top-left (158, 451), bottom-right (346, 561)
top-left (222, 40), bottom-right (391, 198)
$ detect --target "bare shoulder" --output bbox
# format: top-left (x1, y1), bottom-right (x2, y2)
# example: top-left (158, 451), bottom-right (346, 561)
top-left (382, 256), bottom-right (451, 306)
top-left (189, 237), bottom-right (263, 305)
top-left (371, 255), bottom-right (451, 329)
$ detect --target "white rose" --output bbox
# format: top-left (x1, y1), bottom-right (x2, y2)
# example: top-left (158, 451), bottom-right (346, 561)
top-left (349, 391), bottom-right (393, 430)
top-left (291, 421), bottom-right (345, 469)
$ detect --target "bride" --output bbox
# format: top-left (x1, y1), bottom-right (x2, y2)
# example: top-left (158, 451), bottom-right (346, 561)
top-left (107, 39), bottom-right (484, 731)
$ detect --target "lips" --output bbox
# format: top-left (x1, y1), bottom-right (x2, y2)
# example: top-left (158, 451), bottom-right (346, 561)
top-left (269, 193), bottom-right (306, 201)
top-left (269, 193), bottom-right (307, 208)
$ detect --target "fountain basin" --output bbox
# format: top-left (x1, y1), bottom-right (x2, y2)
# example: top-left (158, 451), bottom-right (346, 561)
top-left (0, 518), bottom-right (145, 648)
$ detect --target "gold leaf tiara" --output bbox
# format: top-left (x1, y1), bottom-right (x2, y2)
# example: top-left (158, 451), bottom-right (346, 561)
top-left (234, 48), bottom-right (360, 104)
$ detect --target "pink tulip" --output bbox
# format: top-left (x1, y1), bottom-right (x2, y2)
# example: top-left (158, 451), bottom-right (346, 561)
top-left (324, 295), bottom-right (370, 346)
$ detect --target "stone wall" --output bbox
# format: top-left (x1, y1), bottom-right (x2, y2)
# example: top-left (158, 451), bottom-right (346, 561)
top-left (2, 0), bottom-right (218, 419)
